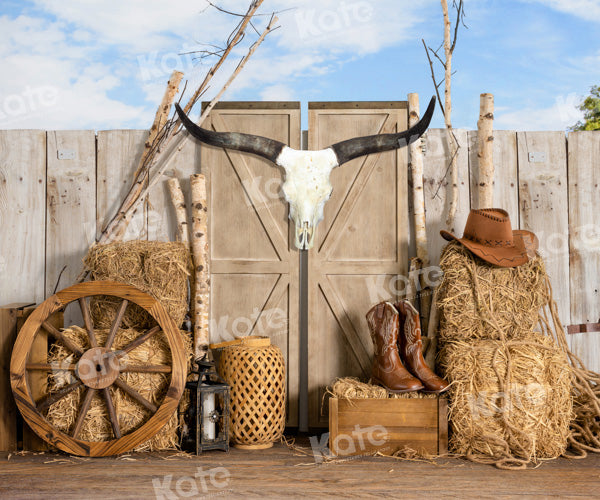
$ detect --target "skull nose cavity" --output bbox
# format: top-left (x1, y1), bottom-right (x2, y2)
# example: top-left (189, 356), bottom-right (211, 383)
top-left (295, 221), bottom-right (316, 250)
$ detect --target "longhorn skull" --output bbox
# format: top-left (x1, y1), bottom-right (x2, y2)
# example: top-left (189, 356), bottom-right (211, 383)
top-left (175, 97), bottom-right (435, 250)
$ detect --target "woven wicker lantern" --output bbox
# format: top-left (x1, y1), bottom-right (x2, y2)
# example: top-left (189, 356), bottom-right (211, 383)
top-left (215, 336), bottom-right (285, 449)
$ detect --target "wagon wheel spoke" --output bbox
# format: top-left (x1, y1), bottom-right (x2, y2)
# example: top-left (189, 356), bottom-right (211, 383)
top-left (78, 297), bottom-right (98, 348)
top-left (117, 326), bottom-right (161, 357)
top-left (36, 381), bottom-right (83, 412)
top-left (72, 387), bottom-right (95, 438)
top-left (26, 362), bottom-right (76, 371)
top-left (105, 299), bottom-right (128, 350)
top-left (121, 364), bottom-right (172, 374)
top-left (113, 378), bottom-right (157, 412)
top-left (42, 321), bottom-right (84, 357)
top-left (102, 387), bottom-right (121, 439)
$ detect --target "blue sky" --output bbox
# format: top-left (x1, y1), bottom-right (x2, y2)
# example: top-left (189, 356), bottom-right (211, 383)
top-left (0, 0), bottom-right (598, 130)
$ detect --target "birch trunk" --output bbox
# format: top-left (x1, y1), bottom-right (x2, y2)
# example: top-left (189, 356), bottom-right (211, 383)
top-left (190, 174), bottom-right (210, 357)
top-left (167, 178), bottom-right (189, 244)
top-left (477, 93), bottom-right (495, 208)
top-left (408, 93), bottom-right (431, 334)
top-left (441, 0), bottom-right (459, 231)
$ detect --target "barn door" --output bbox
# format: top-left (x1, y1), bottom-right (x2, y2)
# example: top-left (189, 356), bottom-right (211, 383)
top-left (201, 102), bottom-right (301, 426)
top-left (307, 102), bottom-right (410, 426)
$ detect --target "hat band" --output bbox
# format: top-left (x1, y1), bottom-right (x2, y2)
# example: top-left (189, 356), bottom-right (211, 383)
top-left (463, 232), bottom-right (513, 248)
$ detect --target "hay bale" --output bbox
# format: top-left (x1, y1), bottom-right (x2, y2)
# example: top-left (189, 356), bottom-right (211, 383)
top-left (45, 326), bottom-right (192, 452)
top-left (329, 377), bottom-right (437, 400)
top-left (437, 241), bottom-right (547, 344)
top-left (85, 241), bottom-right (190, 329)
top-left (439, 332), bottom-right (573, 461)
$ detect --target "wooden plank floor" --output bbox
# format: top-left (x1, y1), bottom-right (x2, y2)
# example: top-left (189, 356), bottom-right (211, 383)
top-left (1, 438), bottom-right (599, 499)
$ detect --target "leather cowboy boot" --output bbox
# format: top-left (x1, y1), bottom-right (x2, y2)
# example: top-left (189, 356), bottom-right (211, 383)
top-left (366, 302), bottom-right (424, 393)
top-left (394, 300), bottom-right (450, 394)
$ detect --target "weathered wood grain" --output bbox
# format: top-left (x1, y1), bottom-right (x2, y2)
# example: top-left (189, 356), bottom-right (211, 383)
top-left (308, 104), bottom-right (409, 427)
top-left (202, 104), bottom-right (300, 427)
top-left (0, 307), bottom-right (18, 451)
top-left (1, 444), bottom-right (600, 499)
top-left (46, 130), bottom-right (96, 325)
top-left (469, 130), bottom-right (519, 223)
top-left (97, 130), bottom-right (148, 242)
top-left (568, 131), bottom-right (600, 372)
top-left (517, 132), bottom-right (570, 333)
top-left (0, 130), bottom-right (46, 304)
top-left (329, 398), bottom-right (447, 456)
top-left (423, 129), bottom-right (470, 267)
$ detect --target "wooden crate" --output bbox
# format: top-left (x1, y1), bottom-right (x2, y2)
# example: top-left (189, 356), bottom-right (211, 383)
top-left (0, 303), bottom-right (63, 451)
top-left (329, 397), bottom-right (447, 457)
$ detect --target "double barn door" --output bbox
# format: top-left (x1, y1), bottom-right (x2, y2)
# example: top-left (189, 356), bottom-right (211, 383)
top-left (202, 102), bottom-right (409, 427)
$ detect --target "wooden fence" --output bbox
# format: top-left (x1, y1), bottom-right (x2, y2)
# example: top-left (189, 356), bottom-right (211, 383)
top-left (1, 120), bottom-right (599, 421)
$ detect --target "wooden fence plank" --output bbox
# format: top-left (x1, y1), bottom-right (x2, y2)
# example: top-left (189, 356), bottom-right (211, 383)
top-left (568, 131), bottom-right (600, 372)
top-left (46, 131), bottom-right (96, 325)
top-left (147, 138), bottom-right (200, 241)
top-left (96, 130), bottom-right (148, 242)
top-left (0, 130), bottom-right (46, 304)
top-left (469, 130), bottom-right (519, 222)
top-left (517, 131), bottom-right (570, 333)
top-left (0, 307), bottom-right (18, 451)
top-left (423, 129), bottom-right (470, 266)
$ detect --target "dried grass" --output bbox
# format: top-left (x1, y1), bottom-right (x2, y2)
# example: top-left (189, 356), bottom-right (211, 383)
top-left (45, 326), bottom-right (192, 451)
top-left (437, 242), bottom-right (547, 345)
top-left (439, 333), bottom-right (573, 462)
top-left (436, 241), bottom-right (576, 468)
top-left (328, 377), bottom-right (437, 400)
top-left (84, 241), bottom-right (190, 329)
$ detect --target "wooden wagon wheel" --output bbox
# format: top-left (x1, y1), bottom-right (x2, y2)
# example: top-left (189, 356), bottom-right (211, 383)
top-left (10, 281), bottom-right (186, 457)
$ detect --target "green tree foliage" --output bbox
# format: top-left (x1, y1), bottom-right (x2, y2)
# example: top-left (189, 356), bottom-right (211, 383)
top-left (572, 85), bottom-right (600, 131)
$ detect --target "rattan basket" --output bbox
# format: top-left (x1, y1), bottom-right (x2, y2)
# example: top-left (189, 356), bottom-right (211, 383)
top-left (215, 336), bottom-right (286, 449)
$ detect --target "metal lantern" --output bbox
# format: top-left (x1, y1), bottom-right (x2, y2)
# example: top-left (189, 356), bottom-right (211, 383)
top-left (182, 359), bottom-right (230, 453)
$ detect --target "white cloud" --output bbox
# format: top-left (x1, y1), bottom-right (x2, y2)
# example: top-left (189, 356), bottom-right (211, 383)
top-left (259, 83), bottom-right (296, 101)
top-left (0, 0), bottom-right (433, 129)
top-left (495, 93), bottom-right (584, 131)
top-left (523, 0), bottom-right (600, 22)
top-left (274, 0), bottom-right (433, 55)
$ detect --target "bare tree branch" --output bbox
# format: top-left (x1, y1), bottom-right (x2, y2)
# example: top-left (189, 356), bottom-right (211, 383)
top-left (450, 0), bottom-right (465, 53)
top-left (90, 0), bottom-right (276, 251)
top-left (421, 0), bottom-right (466, 231)
top-left (422, 39), bottom-right (445, 117)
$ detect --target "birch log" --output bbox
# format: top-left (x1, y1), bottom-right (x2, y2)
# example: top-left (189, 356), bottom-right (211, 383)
top-left (408, 93), bottom-right (431, 334)
top-left (441, 0), bottom-right (459, 231)
top-left (477, 93), bottom-right (495, 208)
top-left (167, 178), bottom-right (189, 244)
top-left (190, 174), bottom-right (210, 356)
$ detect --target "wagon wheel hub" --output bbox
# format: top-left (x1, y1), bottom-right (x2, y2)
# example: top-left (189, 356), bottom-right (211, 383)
top-left (76, 347), bottom-right (121, 389)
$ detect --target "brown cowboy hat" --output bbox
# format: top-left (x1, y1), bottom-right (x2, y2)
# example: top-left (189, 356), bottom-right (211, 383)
top-left (440, 208), bottom-right (538, 267)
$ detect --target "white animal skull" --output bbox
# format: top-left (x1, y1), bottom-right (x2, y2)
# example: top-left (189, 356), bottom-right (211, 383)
top-left (275, 147), bottom-right (338, 249)
top-left (175, 98), bottom-right (435, 250)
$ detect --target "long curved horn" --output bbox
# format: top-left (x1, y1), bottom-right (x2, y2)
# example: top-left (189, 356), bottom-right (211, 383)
top-left (329, 96), bottom-right (436, 165)
top-left (175, 103), bottom-right (286, 163)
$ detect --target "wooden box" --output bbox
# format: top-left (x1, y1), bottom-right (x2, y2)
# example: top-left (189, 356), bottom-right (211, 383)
top-left (0, 304), bottom-right (63, 451)
top-left (329, 397), bottom-right (448, 457)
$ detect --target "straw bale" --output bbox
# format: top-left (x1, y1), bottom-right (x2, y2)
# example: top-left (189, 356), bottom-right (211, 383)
top-left (85, 241), bottom-right (190, 329)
